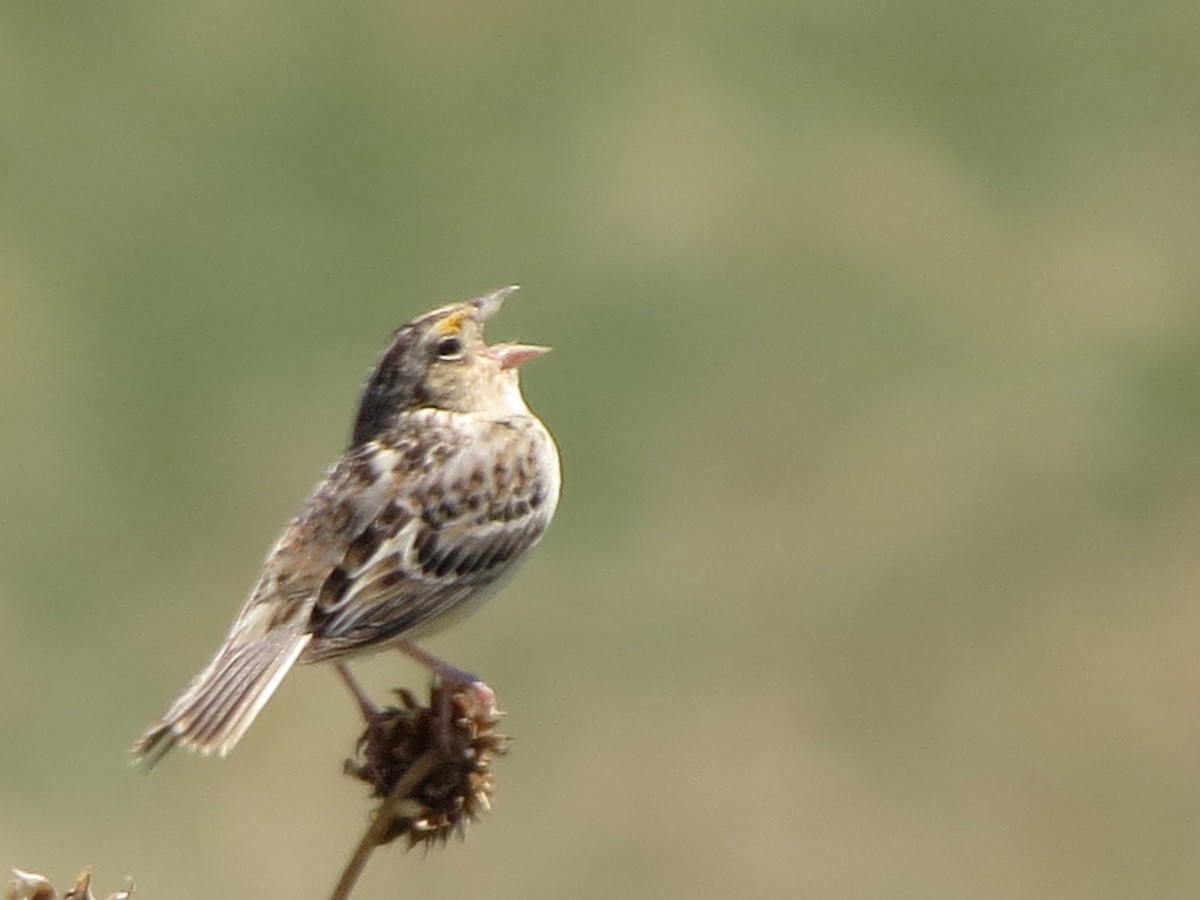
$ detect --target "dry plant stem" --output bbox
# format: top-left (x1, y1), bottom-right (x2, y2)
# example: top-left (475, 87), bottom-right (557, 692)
top-left (328, 748), bottom-right (442, 900)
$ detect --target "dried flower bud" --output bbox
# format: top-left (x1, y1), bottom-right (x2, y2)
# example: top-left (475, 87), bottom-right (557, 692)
top-left (343, 681), bottom-right (511, 849)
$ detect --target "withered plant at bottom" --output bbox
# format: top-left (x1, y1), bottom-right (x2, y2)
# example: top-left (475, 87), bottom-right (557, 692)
top-left (329, 680), bottom-right (511, 900)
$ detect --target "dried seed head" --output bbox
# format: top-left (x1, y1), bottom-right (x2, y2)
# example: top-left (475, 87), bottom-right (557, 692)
top-left (5, 870), bottom-right (132, 900)
top-left (343, 682), bottom-right (511, 849)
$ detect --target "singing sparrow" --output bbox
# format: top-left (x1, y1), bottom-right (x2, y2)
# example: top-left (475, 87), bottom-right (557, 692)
top-left (134, 286), bottom-right (560, 764)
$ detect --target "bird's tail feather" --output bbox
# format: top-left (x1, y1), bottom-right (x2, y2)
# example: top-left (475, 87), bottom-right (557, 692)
top-left (132, 629), bottom-right (311, 766)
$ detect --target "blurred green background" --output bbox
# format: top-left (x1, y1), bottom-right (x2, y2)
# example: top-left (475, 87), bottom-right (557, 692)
top-left (4, 1), bottom-right (1200, 897)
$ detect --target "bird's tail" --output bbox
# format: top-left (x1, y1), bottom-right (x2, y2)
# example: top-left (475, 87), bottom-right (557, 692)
top-left (132, 629), bottom-right (311, 766)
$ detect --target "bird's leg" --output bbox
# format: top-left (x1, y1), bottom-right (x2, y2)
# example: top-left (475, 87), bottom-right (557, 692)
top-left (396, 640), bottom-right (478, 687)
top-left (336, 662), bottom-right (400, 788)
top-left (396, 640), bottom-right (496, 752)
top-left (335, 662), bottom-right (380, 724)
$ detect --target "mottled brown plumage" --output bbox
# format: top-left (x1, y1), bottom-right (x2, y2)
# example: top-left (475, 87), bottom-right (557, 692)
top-left (134, 287), bottom-right (559, 764)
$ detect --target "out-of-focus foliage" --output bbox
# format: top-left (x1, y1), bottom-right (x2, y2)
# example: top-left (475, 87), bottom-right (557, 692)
top-left (4, 1), bottom-right (1200, 897)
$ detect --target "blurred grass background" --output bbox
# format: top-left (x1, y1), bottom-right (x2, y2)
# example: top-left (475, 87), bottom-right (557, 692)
top-left (4, 1), bottom-right (1200, 897)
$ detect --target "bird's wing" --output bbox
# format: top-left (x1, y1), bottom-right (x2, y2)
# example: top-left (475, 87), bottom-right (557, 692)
top-left (303, 415), bottom-right (556, 658)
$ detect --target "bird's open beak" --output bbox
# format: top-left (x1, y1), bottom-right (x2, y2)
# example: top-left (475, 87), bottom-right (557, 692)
top-left (492, 342), bottom-right (551, 369)
top-left (468, 286), bottom-right (549, 368)
top-left (471, 285), bottom-right (520, 322)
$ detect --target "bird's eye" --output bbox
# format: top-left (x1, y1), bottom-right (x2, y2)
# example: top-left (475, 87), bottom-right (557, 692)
top-left (435, 335), bottom-right (464, 359)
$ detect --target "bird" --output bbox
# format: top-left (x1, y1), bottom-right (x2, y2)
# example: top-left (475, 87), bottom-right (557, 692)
top-left (133, 286), bottom-right (560, 765)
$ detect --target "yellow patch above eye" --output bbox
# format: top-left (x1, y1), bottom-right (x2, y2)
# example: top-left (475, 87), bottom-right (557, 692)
top-left (434, 309), bottom-right (469, 335)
